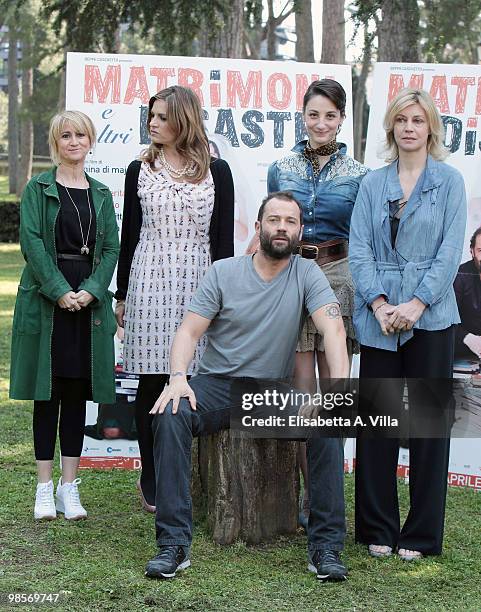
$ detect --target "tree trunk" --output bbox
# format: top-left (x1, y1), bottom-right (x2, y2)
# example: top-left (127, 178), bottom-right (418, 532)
top-left (295, 0), bottom-right (314, 63)
top-left (7, 25), bottom-right (19, 195)
top-left (266, 0), bottom-right (277, 60)
top-left (17, 46), bottom-right (33, 196)
top-left (198, 0), bottom-right (244, 58)
top-left (321, 0), bottom-right (345, 64)
top-left (378, 0), bottom-right (420, 62)
top-left (353, 24), bottom-right (371, 163)
top-left (199, 434), bottom-right (299, 545)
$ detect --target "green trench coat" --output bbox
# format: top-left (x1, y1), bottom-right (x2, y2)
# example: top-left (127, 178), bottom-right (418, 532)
top-left (9, 167), bottom-right (120, 403)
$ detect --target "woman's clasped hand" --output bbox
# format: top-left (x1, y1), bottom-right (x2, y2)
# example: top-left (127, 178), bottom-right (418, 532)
top-left (57, 290), bottom-right (95, 311)
top-left (373, 298), bottom-right (426, 334)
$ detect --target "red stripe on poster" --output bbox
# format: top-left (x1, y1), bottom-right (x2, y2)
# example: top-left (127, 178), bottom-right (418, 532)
top-left (79, 457), bottom-right (141, 469)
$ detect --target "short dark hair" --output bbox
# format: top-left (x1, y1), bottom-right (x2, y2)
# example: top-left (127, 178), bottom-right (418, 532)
top-left (470, 226), bottom-right (481, 249)
top-left (257, 191), bottom-right (303, 223)
top-left (303, 79), bottom-right (346, 116)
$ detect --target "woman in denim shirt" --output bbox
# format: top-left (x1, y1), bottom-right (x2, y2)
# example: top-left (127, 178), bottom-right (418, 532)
top-left (349, 89), bottom-right (467, 560)
top-left (268, 80), bottom-right (368, 525)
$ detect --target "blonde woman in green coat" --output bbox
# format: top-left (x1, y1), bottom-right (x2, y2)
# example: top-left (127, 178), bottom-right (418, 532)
top-left (10, 111), bottom-right (119, 521)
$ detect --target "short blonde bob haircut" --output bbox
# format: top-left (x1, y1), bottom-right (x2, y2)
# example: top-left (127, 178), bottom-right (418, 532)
top-left (141, 85), bottom-right (210, 182)
top-left (48, 110), bottom-right (96, 166)
top-left (383, 88), bottom-right (449, 162)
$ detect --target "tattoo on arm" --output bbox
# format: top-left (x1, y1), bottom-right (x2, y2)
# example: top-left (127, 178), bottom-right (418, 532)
top-left (325, 303), bottom-right (341, 319)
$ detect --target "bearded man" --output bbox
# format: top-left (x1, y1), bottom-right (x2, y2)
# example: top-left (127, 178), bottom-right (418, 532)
top-left (145, 191), bottom-right (349, 582)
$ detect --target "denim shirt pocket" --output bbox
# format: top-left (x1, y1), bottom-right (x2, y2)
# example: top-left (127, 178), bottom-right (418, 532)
top-left (276, 172), bottom-right (313, 214)
top-left (326, 176), bottom-right (361, 203)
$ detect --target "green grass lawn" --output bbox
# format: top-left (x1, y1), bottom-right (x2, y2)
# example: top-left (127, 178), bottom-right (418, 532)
top-left (0, 244), bottom-right (480, 611)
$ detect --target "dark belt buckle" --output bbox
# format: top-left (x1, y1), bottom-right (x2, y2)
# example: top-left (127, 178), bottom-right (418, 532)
top-left (299, 245), bottom-right (319, 259)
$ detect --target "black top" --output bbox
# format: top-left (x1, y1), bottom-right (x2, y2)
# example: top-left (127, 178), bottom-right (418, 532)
top-left (56, 184), bottom-right (96, 255)
top-left (52, 184), bottom-right (95, 380)
top-left (115, 158), bottom-right (235, 300)
top-left (389, 200), bottom-right (406, 248)
top-left (454, 259), bottom-right (481, 357)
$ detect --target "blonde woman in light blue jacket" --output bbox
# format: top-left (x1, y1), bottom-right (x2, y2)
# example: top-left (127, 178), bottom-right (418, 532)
top-left (349, 88), bottom-right (467, 561)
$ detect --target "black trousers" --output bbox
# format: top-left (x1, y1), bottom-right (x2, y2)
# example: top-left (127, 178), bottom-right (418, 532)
top-left (135, 374), bottom-right (169, 506)
top-left (33, 378), bottom-right (89, 460)
top-left (355, 327), bottom-right (454, 555)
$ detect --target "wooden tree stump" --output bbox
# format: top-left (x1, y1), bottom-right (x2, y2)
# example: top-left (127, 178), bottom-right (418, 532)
top-left (198, 432), bottom-right (299, 545)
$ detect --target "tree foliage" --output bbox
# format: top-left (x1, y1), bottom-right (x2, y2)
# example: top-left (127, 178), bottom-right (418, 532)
top-left (422, 0), bottom-right (481, 64)
top-left (350, 0), bottom-right (481, 64)
top-left (41, 0), bottom-right (231, 56)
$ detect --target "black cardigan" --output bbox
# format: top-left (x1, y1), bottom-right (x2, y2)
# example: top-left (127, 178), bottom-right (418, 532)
top-left (115, 158), bottom-right (234, 300)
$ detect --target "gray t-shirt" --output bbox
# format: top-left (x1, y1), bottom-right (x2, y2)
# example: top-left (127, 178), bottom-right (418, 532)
top-left (188, 254), bottom-right (337, 378)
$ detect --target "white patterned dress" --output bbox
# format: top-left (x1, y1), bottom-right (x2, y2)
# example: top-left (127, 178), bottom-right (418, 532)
top-left (123, 162), bottom-right (214, 374)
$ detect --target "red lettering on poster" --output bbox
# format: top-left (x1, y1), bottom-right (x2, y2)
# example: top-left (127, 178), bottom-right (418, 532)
top-left (451, 76), bottom-right (476, 113)
top-left (84, 65), bottom-right (121, 104)
top-left (296, 74), bottom-right (320, 110)
top-left (476, 77), bottom-right (481, 115)
top-left (178, 68), bottom-right (204, 105)
top-left (387, 74), bottom-right (424, 103)
top-left (226, 71), bottom-right (262, 109)
top-left (429, 76), bottom-right (450, 113)
top-left (267, 73), bottom-right (292, 110)
top-left (150, 68), bottom-right (175, 92)
top-left (210, 83), bottom-right (221, 107)
top-left (448, 472), bottom-right (481, 490)
top-left (124, 67), bottom-right (150, 104)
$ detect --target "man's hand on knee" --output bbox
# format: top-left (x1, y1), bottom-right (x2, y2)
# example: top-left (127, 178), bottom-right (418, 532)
top-left (150, 377), bottom-right (197, 415)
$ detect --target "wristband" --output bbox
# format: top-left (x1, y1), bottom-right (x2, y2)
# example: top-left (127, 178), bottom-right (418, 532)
top-left (374, 301), bottom-right (387, 314)
top-left (170, 371), bottom-right (186, 377)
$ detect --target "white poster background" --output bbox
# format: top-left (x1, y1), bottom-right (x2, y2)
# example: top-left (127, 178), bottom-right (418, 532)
top-left (363, 62), bottom-right (481, 489)
top-left (66, 52), bottom-right (354, 253)
top-left (65, 52), bottom-right (353, 468)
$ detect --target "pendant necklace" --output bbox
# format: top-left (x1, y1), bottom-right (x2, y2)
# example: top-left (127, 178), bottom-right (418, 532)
top-left (60, 182), bottom-right (93, 255)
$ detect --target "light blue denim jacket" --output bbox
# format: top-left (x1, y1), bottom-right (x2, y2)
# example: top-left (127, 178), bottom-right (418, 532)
top-left (349, 155), bottom-right (467, 351)
top-left (267, 141), bottom-right (369, 242)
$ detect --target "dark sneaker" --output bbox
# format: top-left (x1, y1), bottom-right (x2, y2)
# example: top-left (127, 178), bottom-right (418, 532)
top-left (308, 550), bottom-right (347, 582)
top-left (145, 546), bottom-right (191, 579)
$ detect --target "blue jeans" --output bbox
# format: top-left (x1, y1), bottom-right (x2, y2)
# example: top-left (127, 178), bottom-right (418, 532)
top-left (152, 374), bottom-right (346, 551)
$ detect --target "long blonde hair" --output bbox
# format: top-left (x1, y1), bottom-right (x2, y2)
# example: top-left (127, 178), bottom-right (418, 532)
top-left (383, 88), bottom-right (449, 162)
top-left (141, 86), bottom-right (210, 182)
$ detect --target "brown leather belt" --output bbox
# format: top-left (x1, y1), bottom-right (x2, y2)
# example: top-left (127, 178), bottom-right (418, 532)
top-left (295, 238), bottom-right (348, 265)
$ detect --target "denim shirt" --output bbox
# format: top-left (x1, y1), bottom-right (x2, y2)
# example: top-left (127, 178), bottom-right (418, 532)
top-left (267, 141), bottom-right (369, 243)
top-left (349, 155), bottom-right (467, 351)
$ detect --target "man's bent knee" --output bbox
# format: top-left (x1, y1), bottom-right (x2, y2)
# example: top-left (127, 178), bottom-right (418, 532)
top-left (152, 399), bottom-right (194, 435)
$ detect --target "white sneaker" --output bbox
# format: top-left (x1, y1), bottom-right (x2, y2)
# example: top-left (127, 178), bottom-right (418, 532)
top-left (56, 478), bottom-right (87, 520)
top-left (34, 480), bottom-right (56, 520)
